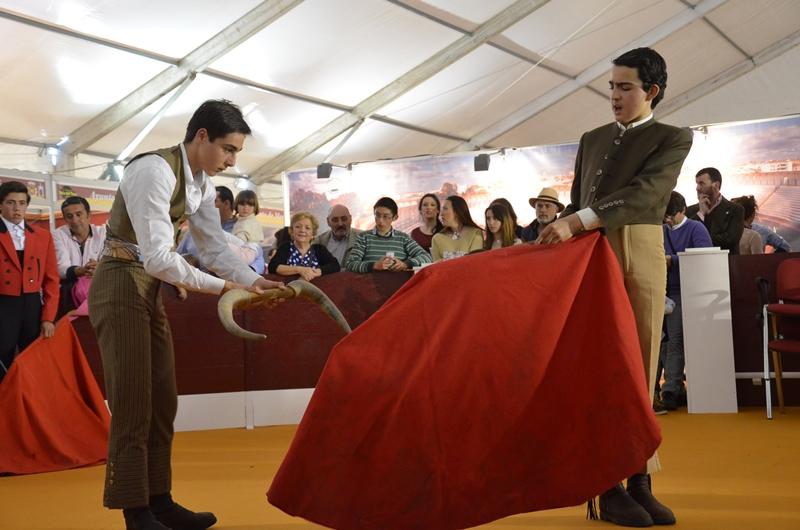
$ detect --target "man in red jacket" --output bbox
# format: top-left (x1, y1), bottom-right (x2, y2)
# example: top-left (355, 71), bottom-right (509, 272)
top-left (0, 180), bottom-right (59, 381)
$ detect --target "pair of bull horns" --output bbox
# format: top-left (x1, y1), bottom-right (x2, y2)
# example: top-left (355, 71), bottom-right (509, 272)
top-left (218, 279), bottom-right (352, 340)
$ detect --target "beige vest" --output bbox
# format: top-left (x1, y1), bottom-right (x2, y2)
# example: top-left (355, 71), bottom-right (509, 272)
top-left (107, 145), bottom-right (188, 244)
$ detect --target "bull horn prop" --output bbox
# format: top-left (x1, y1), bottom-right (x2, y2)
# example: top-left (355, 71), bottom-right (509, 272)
top-left (218, 279), bottom-right (351, 340)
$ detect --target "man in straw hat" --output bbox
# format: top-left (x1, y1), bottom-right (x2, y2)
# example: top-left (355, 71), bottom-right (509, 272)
top-left (521, 187), bottom-right (564, 242)
top-left (537, 47), bottom-right (693, 527)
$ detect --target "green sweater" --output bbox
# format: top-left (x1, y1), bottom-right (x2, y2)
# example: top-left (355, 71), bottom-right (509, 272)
top-left (345, 228), bottom-right (432, 273)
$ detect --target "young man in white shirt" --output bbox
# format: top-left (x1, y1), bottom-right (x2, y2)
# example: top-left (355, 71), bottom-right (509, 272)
top-left (88, 100), bottom-right (283, 530)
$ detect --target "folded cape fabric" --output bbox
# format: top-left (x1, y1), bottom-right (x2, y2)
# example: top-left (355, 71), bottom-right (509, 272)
top-left (267, 232), bottom-right (661, 529)
top-left (0, 319), bottom-right (110, 474)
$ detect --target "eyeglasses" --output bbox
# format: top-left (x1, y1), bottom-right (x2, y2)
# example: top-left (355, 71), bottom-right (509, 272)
top-left (374, 212), bottom-right (394, 220)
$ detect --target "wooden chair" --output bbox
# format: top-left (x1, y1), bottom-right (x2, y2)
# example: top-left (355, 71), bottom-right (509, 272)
top-left (757, 258), bottom-right (800, 419)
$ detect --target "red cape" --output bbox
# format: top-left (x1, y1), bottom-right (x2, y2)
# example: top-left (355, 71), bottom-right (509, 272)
top-left (268, 232), bottom-right (660, 529)
top-left (0, 319), bottom-right (110, 474)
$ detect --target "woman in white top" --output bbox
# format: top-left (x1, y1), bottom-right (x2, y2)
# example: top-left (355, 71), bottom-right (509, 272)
top-left (484, 203), bottom-right (522, 250)
top-left (232, 189), bottom-right (264, 243)
top-left (430, 195), bottom-right (484, 261)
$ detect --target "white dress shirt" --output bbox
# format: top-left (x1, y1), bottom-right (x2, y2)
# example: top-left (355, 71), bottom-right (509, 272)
top-left (53, 224), bottom-right (107, 278)
top-left (120, 143), bottom-right (260, 294)
top-left (1, 216), bottom-right (25, 250)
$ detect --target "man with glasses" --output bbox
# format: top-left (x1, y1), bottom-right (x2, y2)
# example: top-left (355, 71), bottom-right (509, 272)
top-left (345, 197), bottom-right (431, 273)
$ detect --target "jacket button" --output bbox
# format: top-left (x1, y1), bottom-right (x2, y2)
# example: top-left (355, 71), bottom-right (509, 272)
top-left (29, 279), bottom-right (33, 283)
top-left (596, 169), bottom-right (603, 176)
top-left (603, 154), bottom-right (608, 160)
top-left (614, 139), bottom-right (621, 145)
top-left (591, 186), bottom-right (597, 192)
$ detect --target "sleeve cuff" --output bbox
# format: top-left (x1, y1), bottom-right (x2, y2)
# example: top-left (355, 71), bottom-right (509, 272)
top-left (576, 208), bottom-right (602, 231)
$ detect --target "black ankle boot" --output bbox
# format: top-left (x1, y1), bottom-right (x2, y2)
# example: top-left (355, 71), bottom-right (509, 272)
top-left (626, 474), bottom-right (676, 525)
top-left (123, 507), bottom-right (171, 530)
top-left (597, 483), bottom-right (653, 527)
top-left (150, 494), bottom-right (217, 530)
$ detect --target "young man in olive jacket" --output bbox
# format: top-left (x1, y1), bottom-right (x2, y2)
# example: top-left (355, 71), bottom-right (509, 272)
top-left (538, 47), bottom-right (693, 527)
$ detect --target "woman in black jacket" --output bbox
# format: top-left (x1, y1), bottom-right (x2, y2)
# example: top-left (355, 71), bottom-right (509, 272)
top-left (267, 212), bottom-right (339, 280)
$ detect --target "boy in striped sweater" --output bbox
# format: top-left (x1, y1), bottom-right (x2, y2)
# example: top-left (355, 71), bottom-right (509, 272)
top-left (345, 197), bottom-right (431, 273)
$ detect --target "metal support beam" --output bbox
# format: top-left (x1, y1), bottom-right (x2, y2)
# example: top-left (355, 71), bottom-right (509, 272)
top-left (60, 0), bottom-right (304, 156)
top-left (655, 28), bottom-right (800, 119)
top-left (453, 0), bottom-right (728, 151)
top-left (1, 6), bottom-right (469, 150)
top-left (251, 0), bottom-right (551, 181)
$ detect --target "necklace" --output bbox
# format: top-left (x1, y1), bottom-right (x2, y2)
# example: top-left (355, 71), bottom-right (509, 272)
top-left (451, 231), bottom-right (460, 240)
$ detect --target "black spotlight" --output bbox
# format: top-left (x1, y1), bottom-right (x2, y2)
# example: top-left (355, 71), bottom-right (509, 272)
top-left (473, 153), bottom-right (490, 172)
top-left (317, 163), bottom-right (333, 179)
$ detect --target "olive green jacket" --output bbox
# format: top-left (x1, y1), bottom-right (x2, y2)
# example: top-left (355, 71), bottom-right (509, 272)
top-left (562, 119), bottom-right (694, 231)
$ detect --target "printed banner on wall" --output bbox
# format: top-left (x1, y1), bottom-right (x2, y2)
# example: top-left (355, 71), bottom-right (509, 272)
top-left (287, 114), bottom-right (800, 250)
top-left (55, 182), bottom-right (117, 227)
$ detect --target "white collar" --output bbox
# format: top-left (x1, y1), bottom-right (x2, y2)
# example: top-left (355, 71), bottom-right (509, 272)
top-left (1, 215), bottom-right (24, 232)
top-left (616, 113), bottom-right (653, 132)
top-left (179, 143), bottom-right (206, 185)
top-left (670, 216), bottom-right (688, 231)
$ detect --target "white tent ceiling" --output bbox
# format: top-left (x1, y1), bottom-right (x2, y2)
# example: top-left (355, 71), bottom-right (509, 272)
top-left (1, 0), bottom-right (799, 189)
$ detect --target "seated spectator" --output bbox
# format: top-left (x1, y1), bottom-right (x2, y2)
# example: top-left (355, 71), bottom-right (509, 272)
top-left (178, 186), bottom-right (264, 274)
top-left (268, 212), bottom-right (339, 281)
top-left (346, 197), bottom-right (431, 273)
top-left (431, 195), bottom-right (484, 261)
top-left (215, 185), bottom-right (238, 232)
top-left (490, 198), bottom-right (523, 239)
top-left (731, 196), bottom-right (763, 255)
top-left (484, 203), bottom-right (522, 249)
top-left (268, 226), bottom-right (291, 261)
top-left (733, 194), bottom-right (791, 253)
top-left (233, 189), bottom-right (264, 243)
top-left (410, 193), bottom-right (443, 253)
top-left (314, 204), bottom-right (363, 266)
top-left (521, 187), bottom-right (563, 242)
top-left (657, 191), bottom-right (713, 412)
top-left (52, 196), bottom-right (107, 307)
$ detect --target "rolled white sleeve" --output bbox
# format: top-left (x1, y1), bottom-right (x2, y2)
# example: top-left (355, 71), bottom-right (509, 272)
top-left (122, 156), bottom-right (227, 293)
top-left (52, 227), bottom-right (75, 279)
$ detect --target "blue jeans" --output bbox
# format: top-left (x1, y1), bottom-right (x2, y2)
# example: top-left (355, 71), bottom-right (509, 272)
top-left (658, 293), bottom-right (684, 395)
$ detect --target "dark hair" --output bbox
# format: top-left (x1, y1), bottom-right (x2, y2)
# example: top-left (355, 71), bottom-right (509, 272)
top-left (484, 203), bottom-right (516, 250)
top-left (374, 197), bottom-right (398, 217)
top-left (418, 193), bottom-right (443, 233)
top-left (274, 226), bottom-right (291, 247)
top-left (215, 186), bottom-right (234, 208)
top-left (234, 189), bottom-right (259, 215)
top-left (184, 99), bottom-right (252, 143)
top-left (444, 195), bottom-right (481, 233)
top-left (732, 195), bottom-right (757, 220)
top-left (0, 181), bottom-right (30, 204)
top-left (613, 47), bottom-right (668, 109)
top-left (490, 198), bottom-right (519, 226)
top-left (60, 195), bottom-right (90, 214)
top-left (664, 191), bottom-right (687, 217)
top-left (696, 167), bottom-right (722, 185)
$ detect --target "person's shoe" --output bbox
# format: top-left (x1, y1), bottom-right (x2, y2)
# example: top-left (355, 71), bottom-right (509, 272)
top-left (660, 391), bottom-right (678, 411)
top-left (123, 508), bottom-right (171, 530)
top-left (627, 474), bottom-right (676, 525)
top-left (598, 483), bottom-right (653, 527)
top-left (150, 495), bottom-right (216, 530)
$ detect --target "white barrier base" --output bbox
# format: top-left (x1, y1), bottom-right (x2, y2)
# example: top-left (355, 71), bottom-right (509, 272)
top-left (173, 388), bottom-right (315, 432)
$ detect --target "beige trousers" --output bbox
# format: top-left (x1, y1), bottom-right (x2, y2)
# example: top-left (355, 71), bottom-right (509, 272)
top-left (605, 225), bottom-right (665, 473)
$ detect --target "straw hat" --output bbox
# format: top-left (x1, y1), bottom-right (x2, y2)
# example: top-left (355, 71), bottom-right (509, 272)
top-left (528, 187), bottom-right (565, 212)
